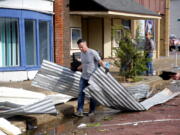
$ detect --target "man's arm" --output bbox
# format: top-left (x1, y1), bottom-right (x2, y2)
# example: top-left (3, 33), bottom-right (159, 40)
top-left (99, 60), bottom-right (109, 73)
top-left (98, 60), bottom-right (105, 68)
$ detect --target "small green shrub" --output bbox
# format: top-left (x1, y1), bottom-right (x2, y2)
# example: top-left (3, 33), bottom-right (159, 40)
top-left (113, 26), bottom-right (148, 79)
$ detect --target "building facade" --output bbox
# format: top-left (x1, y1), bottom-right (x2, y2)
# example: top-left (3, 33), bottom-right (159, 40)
top-left (68, 0), bottom-right (160, 59)
top-left (170, 0), bottom-right (180, 38)
top-left (135, 0), bottom-right (170, 57)
top-left (0, 0), bottom-right (170, 81)
top-left (0, 0), bottom-right (54, 81)
top-left (64, 0), bottom-right (170, 60)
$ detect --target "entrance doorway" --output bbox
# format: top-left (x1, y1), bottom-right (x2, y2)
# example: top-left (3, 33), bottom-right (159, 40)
top-left (82, 18), bottom-right (103, 56)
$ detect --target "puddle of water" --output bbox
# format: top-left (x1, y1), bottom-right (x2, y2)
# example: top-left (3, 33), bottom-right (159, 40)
top-left (23, 108), bottom-right (120, 135)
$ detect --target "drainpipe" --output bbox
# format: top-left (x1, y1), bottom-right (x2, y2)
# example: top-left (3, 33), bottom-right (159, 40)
top-left (155, 16), bottom-right (161, 59)
top-left (164, 0), bottom-right (170, 56)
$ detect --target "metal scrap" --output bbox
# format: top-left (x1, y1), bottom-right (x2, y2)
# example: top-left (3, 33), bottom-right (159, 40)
top-left (0, 97), bottom-right (57, 118)
top-left (32, 60), bottom-right (81, 97)
top-left (32, 60), bottom-right (180, 111)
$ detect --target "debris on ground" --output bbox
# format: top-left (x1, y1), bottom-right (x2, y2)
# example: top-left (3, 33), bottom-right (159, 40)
top-left (77, 122), bottom-right (102, 129)
top-left (0, 97), bottom-right (57, 118)
top-left (33, 60), bottom-right (180, 112)
top-left (0, 118), bottom-right (21, 135)
top-left (85, 67), bottom-right (180, 111)
top-left (77, 123), bottom-right (87, 129)
top-left (0, 87), bottom-right (72, 117)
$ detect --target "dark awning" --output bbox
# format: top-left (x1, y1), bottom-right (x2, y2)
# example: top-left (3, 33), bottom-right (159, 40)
top-left (70, 0), bottom-right (161, 19)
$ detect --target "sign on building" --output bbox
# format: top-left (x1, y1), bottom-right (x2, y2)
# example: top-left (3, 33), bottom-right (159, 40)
top-left (0, 0), bottom-right (54, 14)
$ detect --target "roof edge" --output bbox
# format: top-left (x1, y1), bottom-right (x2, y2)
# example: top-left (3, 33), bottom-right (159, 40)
top-left (70, 11), bottom-right (161, 19)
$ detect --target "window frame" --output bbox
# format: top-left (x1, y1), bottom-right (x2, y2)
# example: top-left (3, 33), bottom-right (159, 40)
top-left (0, 8), bottom-right (53, 71)
top-left (24, 19), bottom-right (37, 66)
top-left (113, 29), bottom-right (122, 48)
top-left (0, 17), bottom-right (20, 68)
top-left (38, 19), bottom-right (52, 64)
top-left (71, 27), bottom-right (82, 49)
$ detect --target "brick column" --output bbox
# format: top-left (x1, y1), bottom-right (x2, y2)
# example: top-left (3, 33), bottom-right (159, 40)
top-left (54, 0), bottom-right (70, 66)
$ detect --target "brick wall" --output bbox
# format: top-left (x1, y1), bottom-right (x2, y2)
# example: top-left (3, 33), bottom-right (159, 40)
top-left (54, 0), bottom-right (71, 67)
top-left (63, 0), bottom-right (71, 67)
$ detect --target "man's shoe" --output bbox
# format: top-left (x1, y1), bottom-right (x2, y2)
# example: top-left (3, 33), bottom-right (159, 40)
top-left (88, 111), bottom-right (95, 116)
top-left (74, 111), bottom-right (84, 117)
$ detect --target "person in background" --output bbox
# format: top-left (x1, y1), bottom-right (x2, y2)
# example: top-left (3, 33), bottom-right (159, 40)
top-left (75, 39), bottom-right (108, 117)
top-left (144, 32), bottom-right (155, 76)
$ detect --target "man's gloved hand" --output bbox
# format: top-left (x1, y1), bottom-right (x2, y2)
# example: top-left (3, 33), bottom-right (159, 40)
top-left (104, 67), bottom-right (109, 74)
top-left (70, 60), bottom-right (81, 72)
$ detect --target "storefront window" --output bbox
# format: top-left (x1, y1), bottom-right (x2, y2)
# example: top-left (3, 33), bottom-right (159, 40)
top-left (25, 19), bottom-right (37, 66)
top-left (0, 9), bottom-right (53, 71)
top-left (39, 21), bottom-right (50, 64)
top-left (0, 18), bottom-right (20, 67)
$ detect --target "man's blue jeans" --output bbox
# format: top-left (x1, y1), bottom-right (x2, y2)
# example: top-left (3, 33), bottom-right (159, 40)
top-left (146, 53), bottom-right (154, 75)
top-left (77, 77), bottom-right (96, 113)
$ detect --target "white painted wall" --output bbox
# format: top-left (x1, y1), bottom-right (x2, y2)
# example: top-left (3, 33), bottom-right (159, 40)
top-left (170, 0), bottom-right (180, 38)
top-left (0, 71), bottom-right (38, 82)
top-left (70, 16), bottom-right (82, 27)
top-left (0, 0), bottom-right (54, 14)
top-left (104, 17), bottom-right (112, 58)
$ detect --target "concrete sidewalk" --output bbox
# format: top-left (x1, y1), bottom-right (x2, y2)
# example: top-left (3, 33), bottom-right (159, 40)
top-left (0, 54), bottom-right (180, 133)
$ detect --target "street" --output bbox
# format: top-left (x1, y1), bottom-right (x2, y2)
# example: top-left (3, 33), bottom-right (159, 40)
top-left (22, 81), bottom-right (180, 135)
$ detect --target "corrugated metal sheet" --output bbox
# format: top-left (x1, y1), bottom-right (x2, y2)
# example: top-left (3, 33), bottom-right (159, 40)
top-left (85, 67), bottom-right (180, 111)
top-left (0, 87), bottom-right (72, 107)
top-left (141, 88), bottom-right (180, 110)
top-left (126, 84), bottom-right (150, 101)
top-left (32, 60), bottom-right (81, 97)
top-left (33, 60), bottom-right (180, 112)
top-left (85, 67), bottom-right (146, 111)
top-left (0, 98), bottom-right (57, 117)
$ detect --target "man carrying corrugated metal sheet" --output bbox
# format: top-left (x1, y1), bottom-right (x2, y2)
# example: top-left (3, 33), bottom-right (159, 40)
top-left (74, 39), bottom-right (108, 117)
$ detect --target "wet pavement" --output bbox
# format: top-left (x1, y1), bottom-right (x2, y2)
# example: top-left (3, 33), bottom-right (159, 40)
top-left (20, 81), bottom-right (180, 135)
top-left (22, 97), bottom-right (180, 135)
top-left (67, 95), bottom-right (180, 135)
top-left (23, 107), bottom-right (121, 135)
